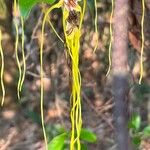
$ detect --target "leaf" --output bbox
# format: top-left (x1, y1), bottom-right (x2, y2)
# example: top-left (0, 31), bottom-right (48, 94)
top-left (46, 124), bottom-right (66, 140)
top-left (18, 0), bottom-right (56, 19)
top-left (80, 128), bottom-right (97, 143)
top-left (81, 143), bottom-right (88, 150)
top-left (133, 83), bottom-right (150, 101)
top-left (87, 0), bottom-right (95, 16)
top-left (86, 0), bottom-right (96, 26)
top-left (128, 113), bottom-right (141, 131)
top-left (132, 136), bottom-right (141, 146)
top-left (48, 133), bottom-right (67, 150)
top-left (25, 110), bottom-right (41, 125)
top-left (143, 126), bottom-right (150, 137)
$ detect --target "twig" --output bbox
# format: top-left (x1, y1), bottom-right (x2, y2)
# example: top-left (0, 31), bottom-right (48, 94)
top-left (26, 71), bottom-right (51, 79)
top-left (0, 128), bottom-right (17, 150)
top-left (82, 91), bottom-right (114, 130)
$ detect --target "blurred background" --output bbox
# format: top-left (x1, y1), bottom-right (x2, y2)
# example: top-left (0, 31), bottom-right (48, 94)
top-left (0, 0), bottom-right (150, 149)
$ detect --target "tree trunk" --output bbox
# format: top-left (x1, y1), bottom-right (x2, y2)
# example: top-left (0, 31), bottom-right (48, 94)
top-left (112, 0), bottom-right (131, 150)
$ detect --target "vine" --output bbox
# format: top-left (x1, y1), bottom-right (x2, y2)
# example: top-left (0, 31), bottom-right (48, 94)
top-left (20, 17), bottom-right (26, 93)
top-left (93, 0), bottom-right (98, 52)
top-left (14, 0), bottom-right (21, 99)
top-left (40, 0), bottom-right (86, 149)
top-left (106, 0), bottom-right (145, 84)
top-left (0, 30), bottom-right (5, 106)
top-left (139, 0), bottom-right (145, 84)
top-left (14, 0), bottom-right (26, 99)
top-left (106, 0), bottom-right (114, 76)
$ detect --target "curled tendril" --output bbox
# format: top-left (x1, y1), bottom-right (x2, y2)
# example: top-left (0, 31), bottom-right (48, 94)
top-left (19, 17), bottom-right (26, 92)
top-left (93, 0), bottom-right (98, 52)
top-left (40, 1), bottom-right (63, 150)
top-left (0, 30), bottom-right (5, 106)
top-left (14, 0), bottom-right (22, 99)
top-left (139, 0), bottom-right (145, 84)
top-left (14, 0), bottom-right (26, 99)
top-left (106, 0), bottom-right (114, 76)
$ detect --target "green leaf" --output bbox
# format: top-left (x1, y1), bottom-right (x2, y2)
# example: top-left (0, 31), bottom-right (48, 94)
top-left (87, 0), bottom-right (95, 17)
top-left (133, 83), bottom-right (150, 101)
top-left (18, 0), bottom-right (55, 19)
top-left (43, 0), bottom-right (56, 3)
top-left (25, 110), bottom-right (41, 125)
top-left (80, 128), bottom-right (97, 143)
top-left (46, 124), bottom-right (66, 140)
top-left (81, 143), bottom-right (88, 150)
top-left (128, 113), bottom-right (141, 131)
top-left (48, 133), bottom-right (67, 150)
top-left (143, 126), bottom-right (150, 137)
top-left (132, 136), bottom-right (141, 146)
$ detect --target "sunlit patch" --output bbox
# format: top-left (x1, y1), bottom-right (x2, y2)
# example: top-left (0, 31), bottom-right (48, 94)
top-left (2, 110), bottom-right (16, 119)
top-left (4, 72), bottom-right (13, 83)
top-left (0, 0), bottom-right (7, 19)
